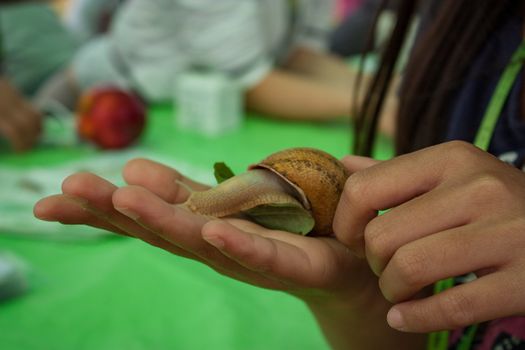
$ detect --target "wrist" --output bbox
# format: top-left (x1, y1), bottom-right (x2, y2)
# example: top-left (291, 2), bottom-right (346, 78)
top-left (303, 291), bottom-right (426, 350)
top-left (293, 267), bottom-right (427, 350)
top-left (302, 275), bottom-right (390, 323)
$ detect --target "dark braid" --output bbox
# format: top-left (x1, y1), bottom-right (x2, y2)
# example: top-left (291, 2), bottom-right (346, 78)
top-left (354, 0), bottom-right (518, 156)
top-left (353, 0), bottom-right (417, 156)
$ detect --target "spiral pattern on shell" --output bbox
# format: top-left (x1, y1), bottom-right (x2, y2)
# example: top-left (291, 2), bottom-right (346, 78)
top-left (252, 147), bottom-right (349, 235)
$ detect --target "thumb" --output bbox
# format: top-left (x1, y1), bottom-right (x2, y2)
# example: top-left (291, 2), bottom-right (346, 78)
top-left (341, 155), bottom-right (382, 173)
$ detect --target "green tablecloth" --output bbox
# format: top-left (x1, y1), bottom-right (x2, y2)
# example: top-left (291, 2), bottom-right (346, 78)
top-left (0, 104), bottom-right (393, 350)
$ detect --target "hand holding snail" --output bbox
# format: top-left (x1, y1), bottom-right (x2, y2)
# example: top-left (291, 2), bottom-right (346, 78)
top-left (33, 152), bottom-right (424, 350)
top-left (183, 147), bottom-right (349, 235)
top-left (33, 149), bottom-right (364, 296)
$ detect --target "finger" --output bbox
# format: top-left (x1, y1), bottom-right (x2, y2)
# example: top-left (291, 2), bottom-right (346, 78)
top-left (122, 158), bottom-right (209, 204)
top-left (112, 185), bottom-right (220, 260)
top-left (203, 220), bottom-right (309, 290)
top-left (202, 220), bottom-right (338, 288)
top-left (61, 172), bottom-right (120, 212)
top-left (35, 193), bottom-right (197, 260)
top-left (61, 173), bottom-right (153, 237)
top-left (112, 186), bottom-right (287, 287)
top-left (365, 179), bottom-right (497, 275)
top-left (387, 271), bottom-right (521, 332)
top-left (333, 141), bottom-right (488, 255)
top-left (34, 194), bottom-right (130, 236)
top-left (61, 173), bottom-right (197, 257)
top-left (378, 220), bottom-right (508, 303)
top-left (340, 155), bottom-right (381, 173)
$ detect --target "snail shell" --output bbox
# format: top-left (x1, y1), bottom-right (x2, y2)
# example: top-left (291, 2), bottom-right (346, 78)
top-left (250, 147), bottom-right (349, 235)
top-left (184, 147), bottom-right (349, 236)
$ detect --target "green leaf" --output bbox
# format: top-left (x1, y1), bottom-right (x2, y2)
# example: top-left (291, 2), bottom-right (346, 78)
top-left (243, 203), bottom-right (315, 235)
top-left (213, 162), bottom-right (235, 184)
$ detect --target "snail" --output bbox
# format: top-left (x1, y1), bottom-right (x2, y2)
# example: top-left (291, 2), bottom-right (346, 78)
top-left (182, 147), bottom-right (349, 236)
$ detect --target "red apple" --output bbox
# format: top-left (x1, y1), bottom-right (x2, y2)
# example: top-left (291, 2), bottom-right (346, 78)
top-left (77, 86), bottom-right (146, 149)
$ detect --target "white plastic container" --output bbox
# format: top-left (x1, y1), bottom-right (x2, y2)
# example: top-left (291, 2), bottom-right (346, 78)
top-left (175, 70), bottom-right (243, 137)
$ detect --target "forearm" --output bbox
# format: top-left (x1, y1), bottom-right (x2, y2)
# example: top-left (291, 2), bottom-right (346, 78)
top-left (279, 47), bottom-right (398, 136)
top-left (245, 69), bottom-right (351, 121)
top-left (284, 47), bottom-right (359, 90)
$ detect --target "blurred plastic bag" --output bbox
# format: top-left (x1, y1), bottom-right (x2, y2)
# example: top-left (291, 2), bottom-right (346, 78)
top-left (0, 252), bottom-right (28, 303)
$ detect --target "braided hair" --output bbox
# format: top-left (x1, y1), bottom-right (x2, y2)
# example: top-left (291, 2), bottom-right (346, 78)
top-left (354, 0), bottom-right (518, 156)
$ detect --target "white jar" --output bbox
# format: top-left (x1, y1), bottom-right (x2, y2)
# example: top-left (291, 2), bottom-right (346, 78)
top-left (174, 70), bottom-right (243, 137)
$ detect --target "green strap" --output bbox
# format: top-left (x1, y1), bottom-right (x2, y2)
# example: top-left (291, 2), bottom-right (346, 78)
top-left (427, 39), bottom-right (525, 350)
top-left (427, 278), bottom-right (455, 350)
top-left (474, 41), bottom-right (525, 149)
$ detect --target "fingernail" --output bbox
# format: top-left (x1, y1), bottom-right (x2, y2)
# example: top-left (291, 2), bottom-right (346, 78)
top-left (203, 234), bottom-right (225, 250)
top-left (115, 207), bottom-right (140, 221)
top-left (387, 308), bottom-right (406, 330)
top-left (33, 206), bottom-right (51, 221)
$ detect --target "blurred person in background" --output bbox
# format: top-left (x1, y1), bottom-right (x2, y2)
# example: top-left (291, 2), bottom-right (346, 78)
top-left (62, 0), bottom-right (396, 131)
top-left (0, 1), bottom-right (76, 152)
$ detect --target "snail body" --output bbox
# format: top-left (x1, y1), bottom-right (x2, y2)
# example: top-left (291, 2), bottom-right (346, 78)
top-left (183, 147), bottom-right (349, 236)
top-left (184, 169), bottom-right (303, 217)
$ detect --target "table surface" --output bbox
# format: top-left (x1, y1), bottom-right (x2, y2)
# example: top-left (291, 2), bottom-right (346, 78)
top-left (0, 104), bottom-right (393, 350)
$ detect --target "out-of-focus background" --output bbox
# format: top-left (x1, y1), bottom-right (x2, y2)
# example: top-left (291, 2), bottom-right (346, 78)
top-left (0, 1), bottom-right (396, 349)
top-left (52, 0), bottom-right (69, 13)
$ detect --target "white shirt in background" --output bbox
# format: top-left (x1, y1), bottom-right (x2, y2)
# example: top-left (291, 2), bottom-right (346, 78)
top-left (71, 0), bottom-right (335, 102)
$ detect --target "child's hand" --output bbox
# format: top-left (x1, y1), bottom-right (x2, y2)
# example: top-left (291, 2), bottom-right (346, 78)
top-left (34, 157), bottom-right (429, 349)
top-left (0, 78), bottom-right (42, 152)
top-left (334, 141), bottom-right (525, 333)
top-left (34, 158), bottom-right (375, 303)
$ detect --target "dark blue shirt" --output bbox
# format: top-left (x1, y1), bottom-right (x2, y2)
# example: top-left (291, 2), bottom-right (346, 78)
top-left (444, 16), bottom-right (525, 168)
top-left (419, 9), bottom-right (525, 349)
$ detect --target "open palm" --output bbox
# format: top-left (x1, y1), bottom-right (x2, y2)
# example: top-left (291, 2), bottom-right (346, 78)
top-left (34, 158), bottom-right (376, 302)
